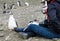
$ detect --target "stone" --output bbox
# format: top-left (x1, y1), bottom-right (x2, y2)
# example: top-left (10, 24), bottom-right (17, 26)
top-left (3, 11), bottom-right (6, 14)
top-left (17, 1), bottom-right (21, 6)
top-left (25, 2), bottom-right (29, 6)
top-left (0, 28), bottom-right (4, 31)
top-left (10, 4), bottom-right (15, 9)
top-left (0, 34), bottom-right (4, 37)
top-left (3, 3), bottom-right (7, 9)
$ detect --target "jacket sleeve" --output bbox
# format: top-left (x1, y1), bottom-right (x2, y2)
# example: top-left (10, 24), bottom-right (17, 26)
top-left (48, 3), bottom-right (60, 29)
top-left (48, 4), bottom-right (57, 21)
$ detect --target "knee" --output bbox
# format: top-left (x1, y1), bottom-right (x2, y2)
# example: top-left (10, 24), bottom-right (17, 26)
top-left (29, 24), bottom-right (37, 26)
top-left (28, 24), bottom-right (40, 28)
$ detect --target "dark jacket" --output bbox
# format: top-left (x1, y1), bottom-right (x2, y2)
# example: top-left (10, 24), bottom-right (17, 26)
top-left (48, 0), bottom-right (60, 34)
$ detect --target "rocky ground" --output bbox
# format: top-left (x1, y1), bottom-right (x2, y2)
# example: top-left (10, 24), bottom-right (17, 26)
top-left (0, 0), bottom-right (60, 41)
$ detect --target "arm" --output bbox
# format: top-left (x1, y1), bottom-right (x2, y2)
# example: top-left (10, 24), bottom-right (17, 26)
top-left (48, 4), bottom-right (57, 21)
top-left (48, 3), bottom-right (60, 29)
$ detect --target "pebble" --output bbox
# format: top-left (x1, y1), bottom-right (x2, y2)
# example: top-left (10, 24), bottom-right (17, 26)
top-left (57, 39), bottom-right (60, 41)
top-left (0, 28), bottom-right (4, 31)
top-left (0, 34), bottom-right (4, 37)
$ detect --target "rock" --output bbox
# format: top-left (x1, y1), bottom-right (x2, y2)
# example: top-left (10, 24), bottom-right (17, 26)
top-left (25, 2), bottom-right (29, 6)
top-left (0, 24), bottom-right (3, 26)
top-left (52, 38), bottom-right (60, 41)
top-left (57, 39), bottom-right (60, 41)
top-left (0, 34), bottom-right (4, 37)
top-left (3, 11), bottom-right (6, 14)
top-left (0, 28), bottom-right (4, 31)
